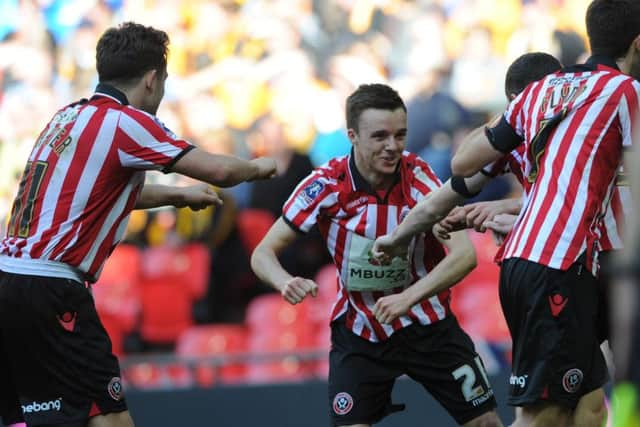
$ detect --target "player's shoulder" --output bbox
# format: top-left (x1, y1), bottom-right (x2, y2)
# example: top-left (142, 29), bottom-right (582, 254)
top-left (121, 106), bottom-right (180, 137)
top-left (314, 155), bottom-right (349, 179)
top-left (590, 68), bottom-right (638, 92)
top-left (595, 72), bottom-right (640, 101)
top-left (617, 74), bottom-right (640, 93)
top-left (400, 151), bottom-right (441, 185)
top-left (400, 151), bottom-right (434, 174)
top-left (293, 155), bottom-right (347, 198)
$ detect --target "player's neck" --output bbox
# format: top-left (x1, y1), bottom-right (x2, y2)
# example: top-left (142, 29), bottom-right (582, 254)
top-left (353, 158), bottom-right (395, 191)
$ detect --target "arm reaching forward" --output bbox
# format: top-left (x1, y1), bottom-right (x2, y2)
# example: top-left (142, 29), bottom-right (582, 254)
top-left (451, 117), bottom-right (520, 177)
top-left (134, 183), bottom-right (222, 210)
top-left (373, 226), bottom-right (476, 324)
top-left (372, 172), bottom-right (489, 261)
top-left (170, 148), bottom-right (277, 188)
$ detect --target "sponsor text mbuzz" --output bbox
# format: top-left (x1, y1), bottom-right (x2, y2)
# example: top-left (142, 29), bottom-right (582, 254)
top-left (22, 398), bottom-right (62, 413)
top-left (349, 268), bottom-right (407, 281)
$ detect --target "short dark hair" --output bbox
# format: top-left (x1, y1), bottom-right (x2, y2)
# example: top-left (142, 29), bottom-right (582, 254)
top-left (586, 0), bottom-right (640, 59)
top-left (505, 52), bottom-right (562, 98)
top-left (346, 84), bottom-right (406, 133)
top-left (96, 22), bottom-right (169, 85)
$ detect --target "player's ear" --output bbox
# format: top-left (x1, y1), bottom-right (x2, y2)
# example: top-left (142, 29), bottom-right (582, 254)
top-left (142, 69), bottom-right (158, 92)
top-left (509, 93), bottom-right (517, 101)
top-left (347, 128), bottom-right (358, 145)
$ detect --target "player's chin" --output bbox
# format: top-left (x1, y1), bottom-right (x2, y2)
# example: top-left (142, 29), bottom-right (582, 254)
top-left (377, 159), bottom-right (399, 174)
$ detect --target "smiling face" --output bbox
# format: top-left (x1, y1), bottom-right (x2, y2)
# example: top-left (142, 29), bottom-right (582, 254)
top-left (348, 107), bottom-right (407, 188)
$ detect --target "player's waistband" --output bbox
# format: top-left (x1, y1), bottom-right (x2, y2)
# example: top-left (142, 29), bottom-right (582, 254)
top-left (0, 255), bottom-right (87, 285)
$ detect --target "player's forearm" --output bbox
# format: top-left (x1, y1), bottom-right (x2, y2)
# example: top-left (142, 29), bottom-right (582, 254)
top-left (250, 245), bottom-right (293, 293)
top-left (134, 184), bottom-right (183, 209)
top-left (171, 149), bottom-right (262, 188)
top-left (403, 234), bottom-right (477, 304)
top-left (391, 187), bottom-right (463, 245)
top-left (451, 125), bottom-right (504, 177)
top-left (204, 154), bottom-right (262, 187)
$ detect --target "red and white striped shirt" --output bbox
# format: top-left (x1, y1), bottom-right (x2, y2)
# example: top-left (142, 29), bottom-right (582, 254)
top-left (0, 84), bottom-right (193, 283)
top-left (482, 145), bottom-right (527, 264)
top-left (283, 151), bottom-right (450, 342)
top-left (482, 144), bottom-right (527, 191)
top-left (497, 57), bottom-right (639, 272)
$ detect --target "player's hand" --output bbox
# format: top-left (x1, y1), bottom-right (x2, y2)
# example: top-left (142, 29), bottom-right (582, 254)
top-left (483, 213), bottom-right (517, 236)
top-left (371, 234), bottom-right (407, 265)
top-left (438, 206), bottom-right (468, 238)
top-left (175, 183), bottom-right (223, 210)
top-left (251, 157), bottom-right (278, 180)
top-left (373, 293), bottom-right (413, 324)
top-left (433, 223), bottom-right (451, 240)
top-left (465, 201), bottom-right (506, 232)
top-left (280, 277), bottom-right (318, 305)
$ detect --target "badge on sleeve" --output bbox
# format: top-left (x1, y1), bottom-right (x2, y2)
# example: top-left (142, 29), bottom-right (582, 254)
top-left (299, 180), bottom-right (325, 206)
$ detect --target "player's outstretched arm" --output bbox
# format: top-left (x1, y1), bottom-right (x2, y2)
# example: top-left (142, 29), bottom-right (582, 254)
top-left (373, 226), bottom-right (476, 324)
top-left (372, 172), bottom-right (489, 262)
top-left (250, 217), bottom-right (318, 305)
top-left (437, 198), bottom-right (521, 240)
top-left (170, 147), bottom-right (277, 188)
top-left (451, 123), bottom-right (506, 177)
top-left (134, 183), bottom-right (222, 210)
top-left (462, 198), bottom-right (521, 232)
top-left (483, 213), bottom-right (518, 245)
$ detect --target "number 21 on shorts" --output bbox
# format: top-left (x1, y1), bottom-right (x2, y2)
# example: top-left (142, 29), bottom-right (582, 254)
top-left (452, 356), bottom-right (491, 402)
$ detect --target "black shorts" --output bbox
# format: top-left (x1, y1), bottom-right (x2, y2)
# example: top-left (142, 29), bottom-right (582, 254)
top-left (499, 258), bottom-right (609, 408)
top-left (328, 315), bottom-right (497, 426)
top-left (0, 271), bottom-right (127, 426)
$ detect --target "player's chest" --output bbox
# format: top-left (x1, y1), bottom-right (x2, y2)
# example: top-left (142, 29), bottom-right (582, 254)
top-left (325, 191), bottom-right (413, 239)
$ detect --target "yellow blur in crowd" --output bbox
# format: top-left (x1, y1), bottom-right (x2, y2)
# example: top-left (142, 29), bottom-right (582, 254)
top-left (0, 0), bottom-right (595, 241)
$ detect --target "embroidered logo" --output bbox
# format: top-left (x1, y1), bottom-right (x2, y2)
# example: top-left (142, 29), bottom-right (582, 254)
top-left (333, 392), bottom-right (354, 415)
top-left (57, 312), bottom-right (77, 332)
top-left (548, 294), bottom-right (568, 317)
top-left (562, 369), bottom-right (583, 393)
top-left (299, 180), bottom-right (325, 205)
top-left (108, 377), bottom-right (123, 401)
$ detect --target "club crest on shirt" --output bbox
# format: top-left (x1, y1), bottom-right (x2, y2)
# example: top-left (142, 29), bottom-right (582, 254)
top-left (299, 180), bottom-right (324, 206)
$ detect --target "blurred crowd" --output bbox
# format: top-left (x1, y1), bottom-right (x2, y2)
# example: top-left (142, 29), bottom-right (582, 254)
top-left (0, 0), bottom-right (591, 331)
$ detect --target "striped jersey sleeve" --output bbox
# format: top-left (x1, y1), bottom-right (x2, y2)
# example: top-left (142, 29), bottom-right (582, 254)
top-left (407, 155), bottom-right (442, 201)
top-left (481, 146), bottom-right (527, 189)
top-left (503, 86), bottom-right (531, 139)
top-left (282, 166), bottom-right (339, 233)
top-left (618, 79), bottom-right (640, 148)
top-left (116, 107), bottom-right (194, 171)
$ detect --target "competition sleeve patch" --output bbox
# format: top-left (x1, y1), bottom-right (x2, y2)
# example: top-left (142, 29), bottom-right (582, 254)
top-left (299, 180), bottom-right (325, 207)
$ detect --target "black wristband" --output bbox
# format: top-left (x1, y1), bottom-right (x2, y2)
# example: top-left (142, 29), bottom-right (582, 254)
top-left (450, 176), bottom-right (481, 198)
top-left (485, 116), bottom-right (523, 153)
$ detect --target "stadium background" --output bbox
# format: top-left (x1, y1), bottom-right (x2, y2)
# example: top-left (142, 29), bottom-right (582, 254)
top-left (0, 0), bottom-right (597, 426)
